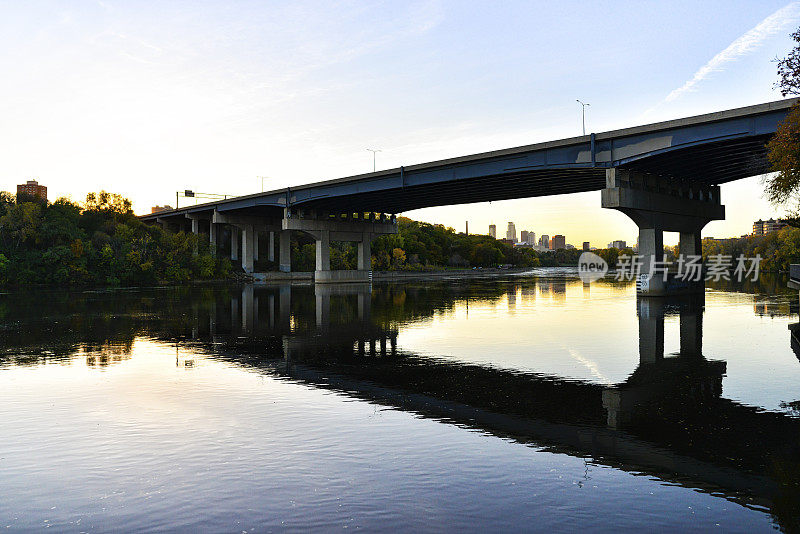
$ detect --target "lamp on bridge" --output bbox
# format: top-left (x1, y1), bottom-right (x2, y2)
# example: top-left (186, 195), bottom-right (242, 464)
top-left (576, 99), bottom-right (590, 135)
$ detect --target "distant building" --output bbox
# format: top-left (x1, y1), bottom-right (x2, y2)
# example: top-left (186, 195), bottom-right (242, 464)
top-left (16, 180), bottom-right (46, 201)
top-left (151, 205), bottom-right (173, 214)
top-left (506, 222), bottom-right (517, 243)
top-left (520, 230), bottom-right (529, 244)
top-left (582, 242), bottom-right (590, 251)
top-left (608, 240), bottom-right (627, 250)
top-left (551, 235), bottom-right (566, 250)
top-left (753, 218), bottom-right (788, 235)
top-left (489, 224), bottom-right (496, 238)
top-left (539, 234), bottom-right (550, 248)
top-left (528, 231), bottom-right (536, 245)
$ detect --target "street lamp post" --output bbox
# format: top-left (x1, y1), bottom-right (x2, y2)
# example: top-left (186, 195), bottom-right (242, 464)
top-left (576, 100), bottom-right (590, 135)
top-left (366, 148), bottom-right (381, 172)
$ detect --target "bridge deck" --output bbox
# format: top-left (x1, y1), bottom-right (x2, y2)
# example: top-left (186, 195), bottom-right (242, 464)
top-left (142, 99), bottom-right (796, 219)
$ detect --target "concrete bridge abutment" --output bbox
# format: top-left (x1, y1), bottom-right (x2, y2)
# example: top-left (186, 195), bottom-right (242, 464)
top-left (601, 168), bottom-right (725, 296)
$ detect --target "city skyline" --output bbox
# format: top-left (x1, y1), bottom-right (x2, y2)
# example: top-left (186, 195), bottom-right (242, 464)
top-left (1, 1), bottom-right (797, 246)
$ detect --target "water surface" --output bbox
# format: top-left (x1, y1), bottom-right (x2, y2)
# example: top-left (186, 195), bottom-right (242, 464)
top-left (1, 272), bottom-right (799, 532)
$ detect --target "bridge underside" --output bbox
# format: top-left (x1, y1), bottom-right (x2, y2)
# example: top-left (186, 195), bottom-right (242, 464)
top-left (140, 99), bottom-right (792, 285)
top-left (296, 134), bottom-right (772, 214)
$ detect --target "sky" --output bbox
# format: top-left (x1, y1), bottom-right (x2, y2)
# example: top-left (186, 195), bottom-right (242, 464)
top-left (1, 0), bottom-right (799, 247)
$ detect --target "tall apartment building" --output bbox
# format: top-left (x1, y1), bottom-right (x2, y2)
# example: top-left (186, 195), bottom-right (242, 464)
top-left (520, 230), bottom-right (529, 244)
top-left (528, 231), bottom-right (536, 245)
top-left (551, 235), bottom-right (566, 250)
top-left (506, 222), bottom-right (517, 243)
top-left (489, 224), bottom-right (496, 238)
top-left (583, 242), bottom-right (590, 251)
top-left (753, 218), bottom-right (788, 235)
top-left (16, 180), bottom-right (47, 201)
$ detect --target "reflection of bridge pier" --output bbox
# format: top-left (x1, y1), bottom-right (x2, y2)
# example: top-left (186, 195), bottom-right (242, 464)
top-left (284, 283), bottom-right (397, 360)
top-left (210, 283), bottom-right (396, 361)
top-left (313, 283), bottom-right (373, 328)
top-left (603, 295), bottom-right (724, 428)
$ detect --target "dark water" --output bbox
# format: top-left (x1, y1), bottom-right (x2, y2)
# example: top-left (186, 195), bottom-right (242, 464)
top-left (1, 270), bottom-right (799, 532)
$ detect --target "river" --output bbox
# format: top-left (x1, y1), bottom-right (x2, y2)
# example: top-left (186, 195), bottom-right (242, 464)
top-left (1, 270), bottom-right (798, 532)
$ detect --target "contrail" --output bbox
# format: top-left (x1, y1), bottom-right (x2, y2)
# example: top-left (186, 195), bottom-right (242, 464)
top-left (664, 2), bottom-right (800, 103)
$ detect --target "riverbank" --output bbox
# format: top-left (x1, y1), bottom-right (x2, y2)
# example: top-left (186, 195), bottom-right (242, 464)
top-left (246, 267), bottom-right (539, 284)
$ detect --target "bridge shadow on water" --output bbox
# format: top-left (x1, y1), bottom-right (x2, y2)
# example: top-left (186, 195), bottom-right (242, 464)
top-left (2, 279), bottom-right (800, 530)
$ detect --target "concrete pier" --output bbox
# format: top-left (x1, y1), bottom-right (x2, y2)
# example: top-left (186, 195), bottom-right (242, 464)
top-left (602, 169), bottom-right (725, 296)
top-left (282, 210), bottom-right (396, 284)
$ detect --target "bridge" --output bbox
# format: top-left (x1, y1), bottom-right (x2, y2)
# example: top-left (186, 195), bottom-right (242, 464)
top-left (141, 99), bottom-right (797, 292)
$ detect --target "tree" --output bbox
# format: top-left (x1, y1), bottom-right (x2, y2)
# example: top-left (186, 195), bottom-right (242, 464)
top-left (766, 29), bottom-right (800, 213)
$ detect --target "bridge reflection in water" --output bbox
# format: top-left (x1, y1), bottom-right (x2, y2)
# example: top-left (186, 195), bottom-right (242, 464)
top-left (2, 280), bottom-right (799, 529)
top-left (155, 281), bottom-right (800, 530)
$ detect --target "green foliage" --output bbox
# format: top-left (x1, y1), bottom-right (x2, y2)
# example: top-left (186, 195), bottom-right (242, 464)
top-left (370, 217), bottom-right (560, 271)
top-left (767, 29), bottom-right (800, 210)
top-left (766, 105), bottom-right (800, 206)
top-left (0, 191), bottom-right (228, 287)
top-left (701, 227), bottom-right (800, 272)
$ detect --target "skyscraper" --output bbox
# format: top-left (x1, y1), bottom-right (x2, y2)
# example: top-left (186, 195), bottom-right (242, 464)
top-left (529, 232), bottom-right (536, 245)
top-left (582, 242), bottom-right (590, 251)
top-left (506, 222), bottom-right (517, 243)
top-left (539, 234), bottom-right (550, 248)
top-left (489, 224), bottom-right (496, 238)
top-left (551, 235), bottom-right (566, 250)
top-left (520, 230), bottom-right (529, 244)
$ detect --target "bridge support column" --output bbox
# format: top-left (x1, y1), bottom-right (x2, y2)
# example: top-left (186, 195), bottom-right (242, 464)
top-left (638, 227), bottom-right (665, 295)
top-left (315, 230), bottom-right (330, 272)
top-left (240, 224), bottom-right (255, 274)
top-left (358, 233), bottom-right (372, 271)
top-left (602, 168), bottom-right (724, 296)
top-left (253, 229), bottom-right (259, 262)
top-left (185, 215), bottom-right (204, 256)
top-left (209, 223), bottom-right (218, 256)
top-left (191, 219), bottom-right (200, 255)
top-left (279, 230), bottom-right (291, 272)
top-left (679, 231), bottom-right (702, 258)
top-left (268, 231), bottom-right (275, 262)
top-left (230, 226), bottom-right (239, 262)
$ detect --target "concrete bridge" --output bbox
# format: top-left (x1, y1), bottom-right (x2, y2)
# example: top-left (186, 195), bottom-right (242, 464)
top-left (141, 99), bottom-right (797, 292)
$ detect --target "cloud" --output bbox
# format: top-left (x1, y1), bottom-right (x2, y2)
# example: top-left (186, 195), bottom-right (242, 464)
top-left (664, 2), bottom-right (800, 103)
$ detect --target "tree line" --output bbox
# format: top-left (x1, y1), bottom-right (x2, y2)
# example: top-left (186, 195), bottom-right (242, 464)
top-left (290, 217), bottom-right (588, 272)
top-left (0, 192), bottom-right (230, 286)
top-left (0, 193), bottom-right (590, 287)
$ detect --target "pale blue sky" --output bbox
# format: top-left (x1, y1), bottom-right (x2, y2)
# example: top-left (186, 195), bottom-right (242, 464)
top-left (1, 0), bottom-right (798, 245)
